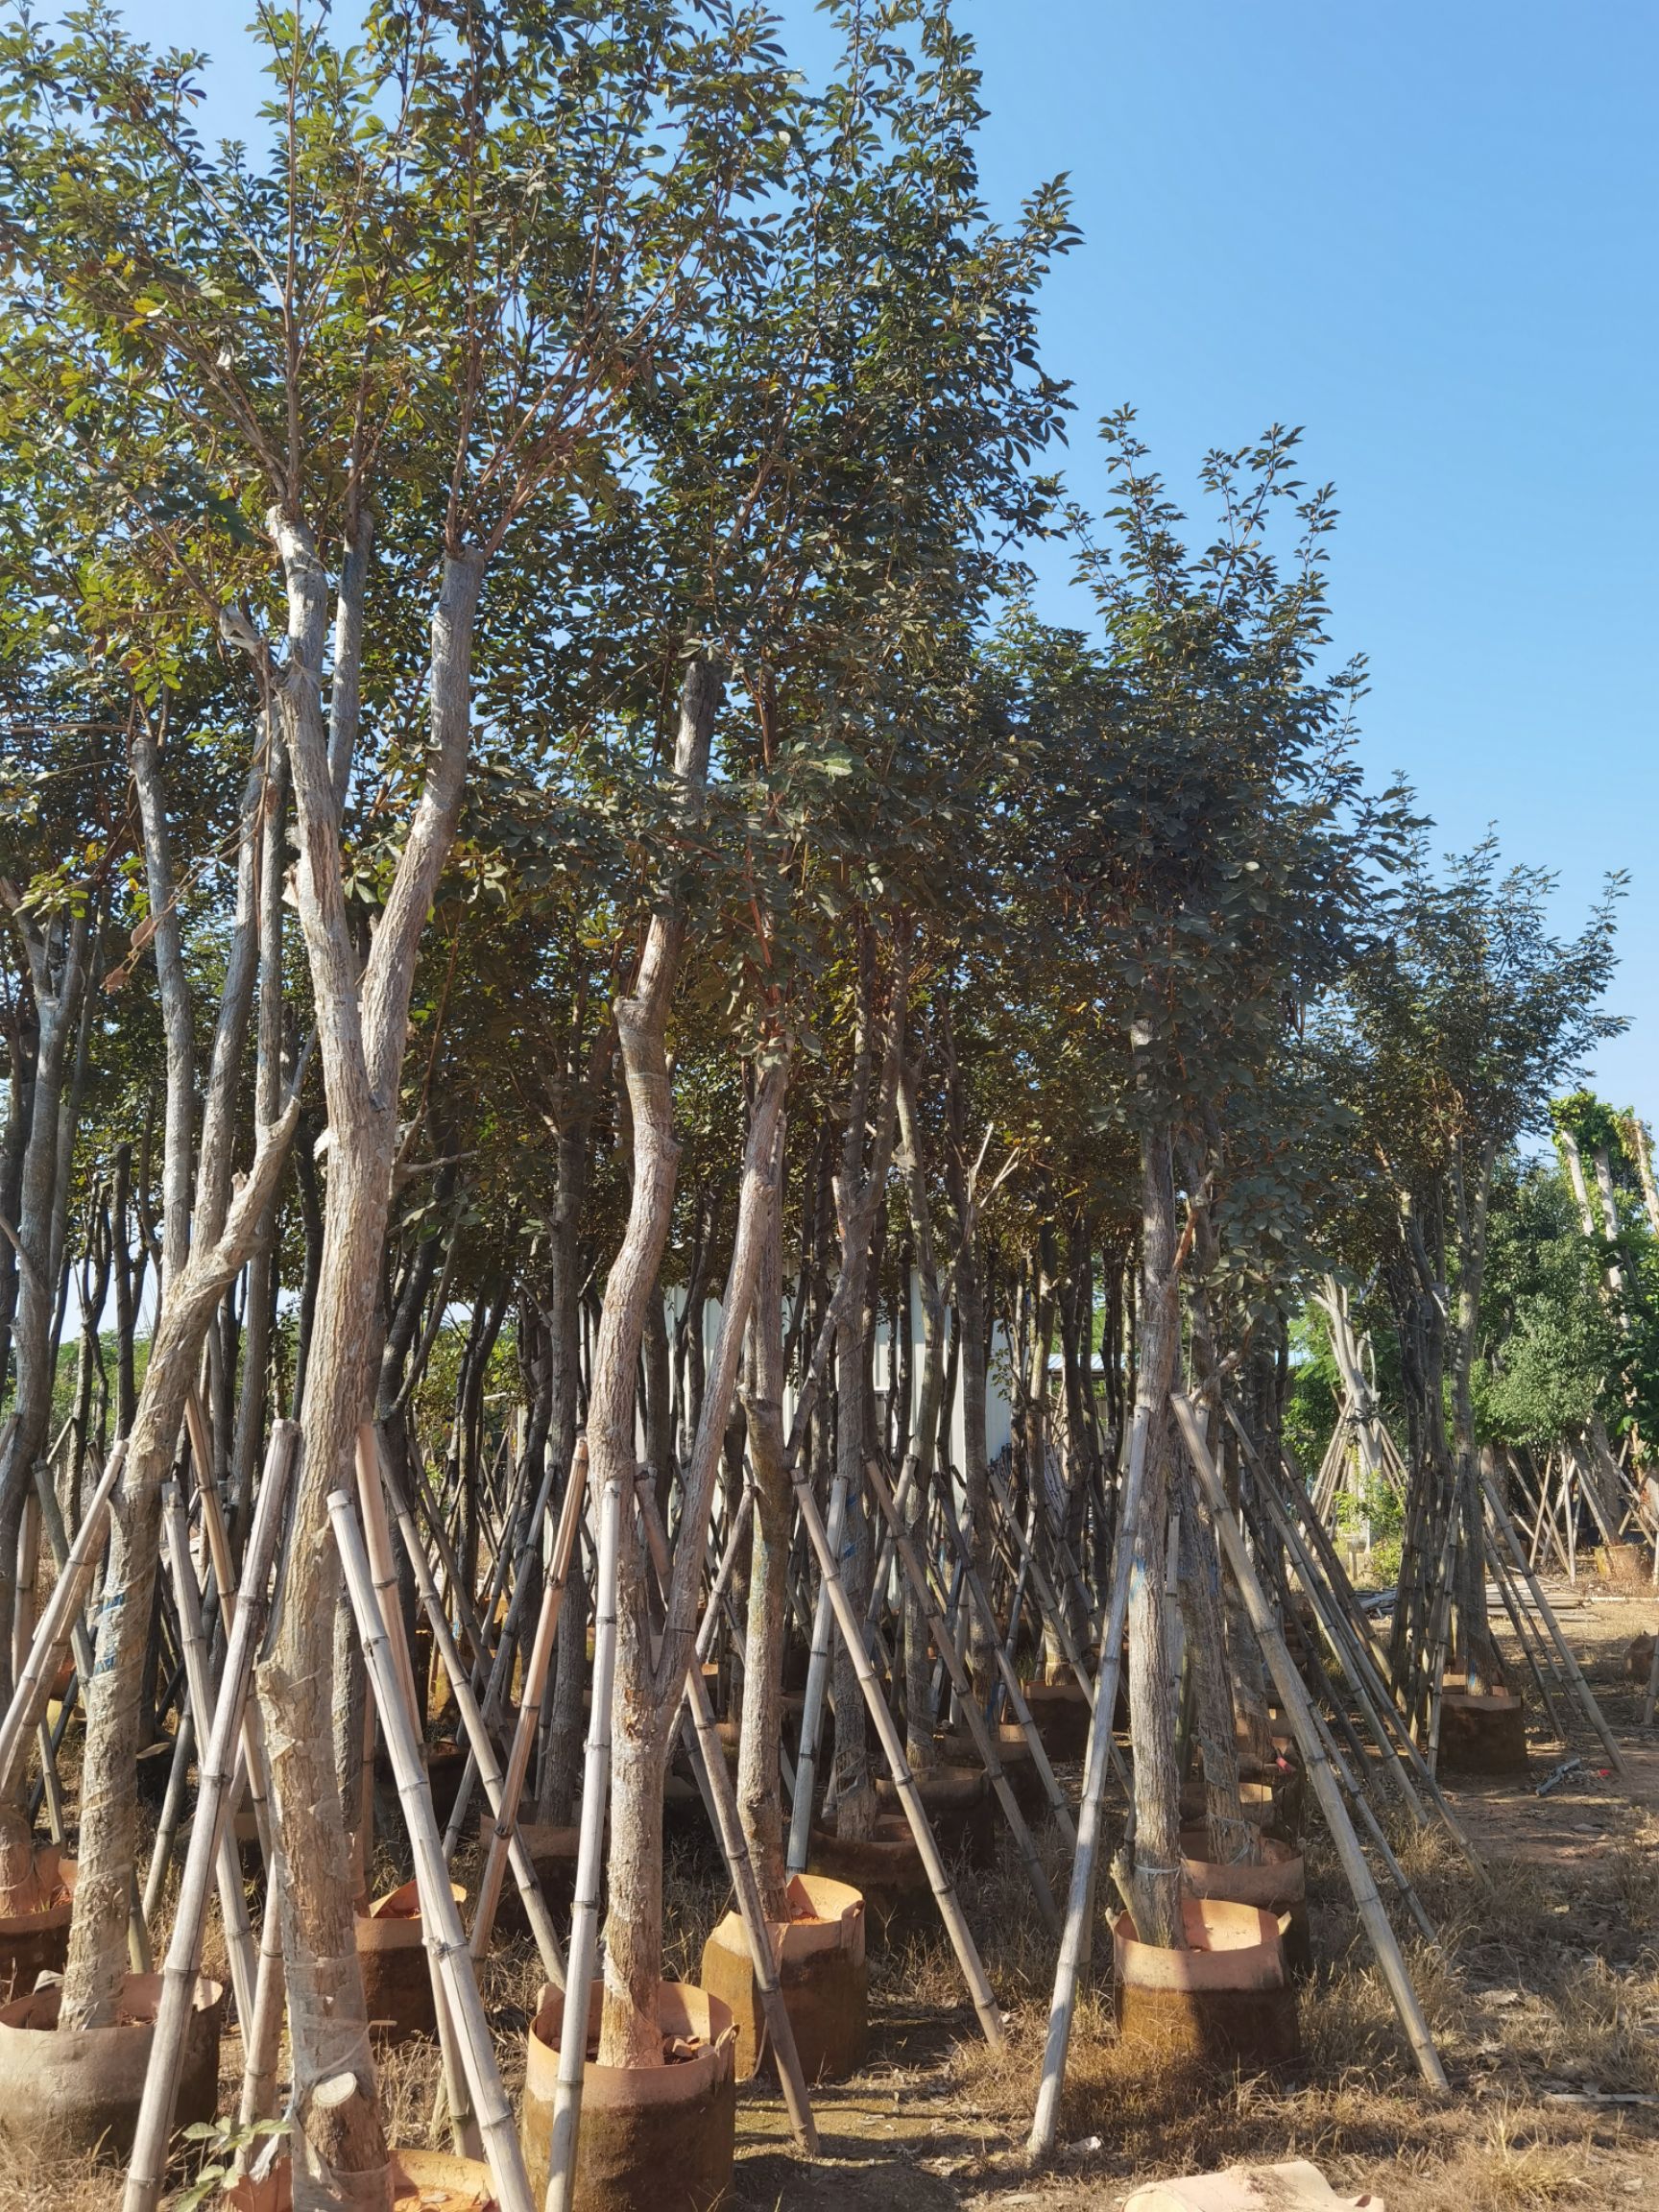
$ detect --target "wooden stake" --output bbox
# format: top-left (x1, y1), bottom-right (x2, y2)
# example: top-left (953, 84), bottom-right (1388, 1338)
top-left (1171, 1392), bottom-right (1448, 2093)
top-left (122, 1423), bottom-right (298, 2212)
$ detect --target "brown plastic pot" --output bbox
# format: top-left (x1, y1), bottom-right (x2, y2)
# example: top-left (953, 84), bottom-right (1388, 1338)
top-left (1022, 1677), bottom-right (1093, 1762)
top-left (875, 1762), bottom-right (994, 1868)
top-left (1437, 1690), bottom-right (1528, 1777)
top-left (520, 1979), bottom-right (736, 2212)
top-left (226, 2145), bottom-right (499, 2212)
top-left (699, 1871), bottom-right (869, 2083)
top-left (355, 1878), bottom-right (466, 2043)
top-left (1113, 1898), bottom-right (1298, 2070)
top-left (0, 1846), bottom-right (74, 2002)
top-left (0, 1969), bottom-right (223, 2162)
top-left (806, 1815), bottom-right (932, 1942)
top-left (1179, 1829), bottom-right (1311, 1979)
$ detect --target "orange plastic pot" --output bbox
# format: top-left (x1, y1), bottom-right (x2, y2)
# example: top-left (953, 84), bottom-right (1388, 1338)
top-left (1179, 1829), bottom-right (1311, 1979)
top-left (355, 1879), bottom-right (466, 2043)
top-left (699, 1871), bottom-right (868, 2082)
top-left (0, 1969), bottom-right (223, 2162)
top-left (520, 1979), bottom-right (736, 2212)
top-left (0, 1845), bottom-right (74, 2002)
top-left (1113, 1898), bottom-right (1298, 2069)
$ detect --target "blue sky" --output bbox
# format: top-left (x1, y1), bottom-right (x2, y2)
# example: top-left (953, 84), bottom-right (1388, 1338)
top-left (110, 1), bottom-right (1659, 1112)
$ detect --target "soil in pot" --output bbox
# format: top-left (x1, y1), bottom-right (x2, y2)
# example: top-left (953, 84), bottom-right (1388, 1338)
top-left (1438, 1689), bottom-right (1529, 1778)
top-left (698, 1871), bottom-right (869, 2083)
top-left (1179, 1828), bottom-right (1312, 1980)
top-left (356, 1879), bottom-right (467, 2043)
top-left (875, 1762), bottom-right (994, 1868)
top-left (0, 1845), bottom-right (74, 2002)
top-left (0, 1968), bottom-right (223, 2162)
top-left (520, 1979), bottom-right (736, 2212)
top-left (1113, 1897), bottom-right (1298, 2070)
top-left (807, 1816), bottom-right (932, 1943)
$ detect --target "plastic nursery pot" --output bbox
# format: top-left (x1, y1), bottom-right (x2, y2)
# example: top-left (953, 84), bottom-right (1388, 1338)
top-left (699, 1871), bottom-right (869, 2084)
top-left (1021, 1676), bottom-right (1094, 1763)
top-left (1112, 1897), bottom-right (1298, 2071)
top-left (806, 1815), bottom-right (931, 1944)
top-left (1437, 1690), bottom-right (1529, 1778)
top-left (0, 1968), bottom-right (223, 2163)
top-left (876, 1761), bottom-right (995, 1869)
top-left (355, 1879), bottom-right (467, 2044)
top-left (520, 1978), bottom-right (736, 2212)
top-left (1179, 1827), bottom-right (1312, 1981)
top-left (226, 2144), bottom-right (500, 2212)
top-left (0, 1845), bottom-right (75, 2002)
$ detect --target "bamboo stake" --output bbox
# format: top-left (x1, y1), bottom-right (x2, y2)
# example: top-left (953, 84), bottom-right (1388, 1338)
top-left (234, 1846), bottom-right (287, 2143)
top-left (933, 1479), bottom-right (1076, 1844)
top-left (790, 1457), bottom-right (1005, 2050)
top-left (634, 1479), bottom-right (819, 2152)
top-left (544, 1460), bottom-right (622, 2212)
top-left (158, 1485), bottom-right (258, 2030)
top-left (0, 1441), bottom-right (125, 1794)
top-left (1250, 1421), bottom-right (1490, 1886)
top-left (865, 1457), bottom-right (1060, 1931)
top-left (785, 1466), bottom-right (849, 1875)
top-left (1027, 1387), bottom-right (1151, 2162)
top-left (383, 1437), bottom-right (571, 1981)
top-left (123, 1423), bottom-right (297, 2212)
top-left (330, 1489), bottom-right (535, 2212)
top-left (1172, 1392), bottom-right (1448, 2092)
top-left (1479, 1458), bottom-right (1629, 1781)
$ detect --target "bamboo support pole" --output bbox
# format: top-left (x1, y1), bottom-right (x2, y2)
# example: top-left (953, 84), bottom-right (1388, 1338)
top-left (544, 1461), bottom-right (622, 2212)
top-left (1172, 1393), bottom-right (1448, 2093)
top-left (790, 1457), bottom-right (1005, 2050)
top-left (122, 1423), bottom-right (297, 2212)
top-left (785, 1466), bottom-right (849, 1875)
top-left (933, 1479), bottom-right (1076, 1843)
top-left (633, 1479), bottom-right (819, 2152)
top-left (158, 1486), bottom-right (258, 2030)
top-left (375, 1449), bottom-right (567, 1985)
top-left (1479, 1459), bottom-right (1629, 1780)
top-left (235, 1847), bottom-right (287, 2143)
top-left (1027, 1391), bottom-right (1151, 2162)
top-left (0, 1441), bottom-right (125, 1794)
top-left (1239, 1415), bottom-right (1490, 1886)
top-left (989, 1466), bottom-right (1095, 1697)
top-left (331, 1489), bottom-right (535, 2212)
top-left (466, 1441), bottom-right (588, 1969)
top-left (865, 1457), bottom-right (1060, 1931)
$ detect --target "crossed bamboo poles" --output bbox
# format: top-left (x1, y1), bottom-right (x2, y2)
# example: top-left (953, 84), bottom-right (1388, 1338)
top-left (5, 1372), bottom-right (1645, 2201)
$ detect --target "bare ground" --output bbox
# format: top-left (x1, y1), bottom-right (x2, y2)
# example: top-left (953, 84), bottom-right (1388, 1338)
top-left (7, 1571), bottom-right (1659, 2212)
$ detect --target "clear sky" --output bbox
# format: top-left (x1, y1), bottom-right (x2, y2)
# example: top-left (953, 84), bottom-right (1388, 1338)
top-left (107, 1), bottom-right (1659, 1113)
